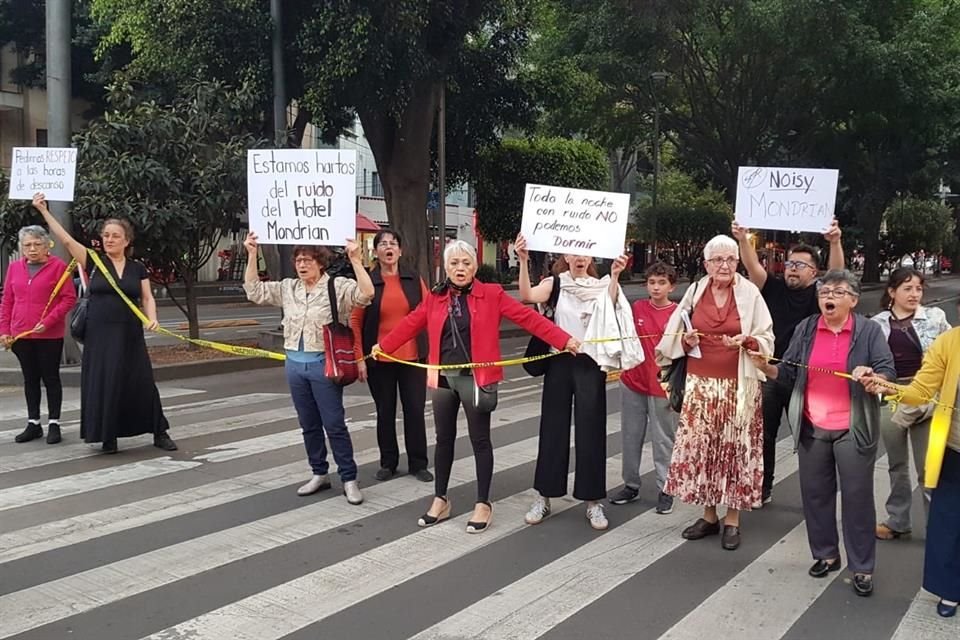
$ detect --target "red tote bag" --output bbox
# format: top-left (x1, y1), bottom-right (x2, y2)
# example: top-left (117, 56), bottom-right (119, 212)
top-left (322, 277), bottom-right (359, 386)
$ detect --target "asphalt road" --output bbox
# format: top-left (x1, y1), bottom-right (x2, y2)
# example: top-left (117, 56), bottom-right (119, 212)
top-left (0, 357), bottom-right (954, 639)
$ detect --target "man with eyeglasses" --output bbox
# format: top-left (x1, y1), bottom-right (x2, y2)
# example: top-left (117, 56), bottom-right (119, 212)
top-left (731, 219), bottom-right (845, 505)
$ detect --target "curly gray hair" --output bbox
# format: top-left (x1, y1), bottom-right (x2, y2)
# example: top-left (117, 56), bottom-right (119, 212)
top-left (18, 225), bottom-right (51, 249)
top-left (820, 269), bottom-right (861, 296)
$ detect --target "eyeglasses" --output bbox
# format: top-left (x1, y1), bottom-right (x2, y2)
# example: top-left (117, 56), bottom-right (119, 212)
top-left (21, 242), bottom-right (45, 249)
top-left (293, 257), bottom-right (316, 264)
top-left (817, 288), bottom-right (857, 299)
top-left (705, 257), bottom-right (738, 267)
top-left (784, 260), bottom-right (814, 270)
top-left (377, 241), bottom-right (399, 248)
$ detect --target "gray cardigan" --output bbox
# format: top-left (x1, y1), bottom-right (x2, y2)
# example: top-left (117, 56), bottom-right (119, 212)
top-left (776, 313), bottom-right (896, 454)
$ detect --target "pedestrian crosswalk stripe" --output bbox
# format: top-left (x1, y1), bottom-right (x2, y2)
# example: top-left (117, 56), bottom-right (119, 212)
top-left (891, 589), bottom-right (958, 639)
top-left (138, 461), bottom-right (628, 640)
top-left (0, 457), bottom-right (202, 512)
top-left (0, 420), bottom-right (627, 638)
top-left (407, 441), bottom-right (801, 640)
top-left (0, 386), bottom-right (204, 423)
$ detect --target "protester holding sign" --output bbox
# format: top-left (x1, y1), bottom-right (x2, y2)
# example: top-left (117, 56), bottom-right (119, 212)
top-left (32, 194), bottom-right (177, 454)
top-left (243, 232), bottom-right (373, 505)
top-left (373, 240), bottom-right (578, 534)
top-left (731, 219), bottom-right (845, 505)
top-left (0, 226), bottom-right (77, 445)
top-left (656, 235), bottom-right (774, 551)
top-left (517, 234), bottom-right (637, 532)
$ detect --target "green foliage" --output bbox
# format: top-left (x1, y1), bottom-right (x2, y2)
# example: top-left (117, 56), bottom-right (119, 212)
top-left (475, 137), bottom-right (608, 243)
top-left (636, 205), bottom-right (733, 268)
top-left (883, 198), bottom-right (956, 256)
top-left (475, 263), bottom-right (512, 285)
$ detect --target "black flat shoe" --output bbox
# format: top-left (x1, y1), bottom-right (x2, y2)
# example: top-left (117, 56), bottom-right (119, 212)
top-left (46, 424), bottom-right (62, 444)
top-left (153, 433), bottom-right (178, 451)
top-left (682, 518), bottom-right (721, 540)
top-left (413, 468), bottom-right (434, 483)
top-left (853, 573), bottom-right (874, 597)
top-left (808, 559), bottom-right (842, 578)
top-left (102, 440), bottom-right (118, 454)
top-left (466, 501), bottom-right (493, 534)
top-left (375, 467), bottom-right (395, 481)
top-left (721, 525), bottom-right (741, 550)
top-left (937, 599), bottom-right (958, 618)
top-left (14, 423), bottom-right (43, 443)
top-left (418, 497), bottom-right (451, 527)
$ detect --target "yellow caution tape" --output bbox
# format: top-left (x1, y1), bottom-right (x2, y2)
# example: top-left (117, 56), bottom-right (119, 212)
top-left (8, 259), bottom-right (78, 344)
top-left (85, 249), bottom-right (287, 361)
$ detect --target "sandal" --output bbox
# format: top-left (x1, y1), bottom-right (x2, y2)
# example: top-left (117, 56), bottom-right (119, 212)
top-left (418, 497), bottom-right (451, 528)
top-left (875, 523), bottom-right (909, 540)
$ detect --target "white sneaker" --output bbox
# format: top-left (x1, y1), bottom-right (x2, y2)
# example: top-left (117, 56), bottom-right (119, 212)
top-left (343, 480), bottom-right (363, 505)
top-left (587, 503), bottom-right (608, 530)
top-left (297, 474), bottom-right (331, 496)
top-left (524, 496), bottom-right (551, 525)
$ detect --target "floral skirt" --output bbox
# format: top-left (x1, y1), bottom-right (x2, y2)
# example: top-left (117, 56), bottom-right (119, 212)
top-left (664, 373), bottom-right (764, 510)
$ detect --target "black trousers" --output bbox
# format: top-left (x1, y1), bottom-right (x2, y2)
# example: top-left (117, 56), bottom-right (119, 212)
top-left (431, 374), bottom-right (493, 503)
top-left (534, 353), bottom-right (607, 501)
top-left (11, 338), bottom-right (64, 421)
top-left (762, 378), bottom-right (792, 495)
top-left (366, 361), bottom-right (429, 473)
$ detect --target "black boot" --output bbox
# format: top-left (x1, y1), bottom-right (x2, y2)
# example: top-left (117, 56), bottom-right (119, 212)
top-left (14, 423), bottom-right (43, 443)
top-left (154, 432), bottom-right (178, 451)
top-left (46, 423), bottom-right (62, 444)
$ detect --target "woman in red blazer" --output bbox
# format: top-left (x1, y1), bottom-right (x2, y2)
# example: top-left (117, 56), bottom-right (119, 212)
top-left (0, 225), bottom-right (78, 444)
top-left (375, 240), bottom-right (578, 534)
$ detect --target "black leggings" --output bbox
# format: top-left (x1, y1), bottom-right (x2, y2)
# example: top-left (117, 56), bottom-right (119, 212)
top-left (431, 374), bottom-right (493, 503)
top-left (11, 338), bottom-right (64, 421)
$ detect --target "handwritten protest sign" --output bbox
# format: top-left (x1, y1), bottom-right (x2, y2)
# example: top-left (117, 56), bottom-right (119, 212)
top-left (8, 147), bottom-right (78, 201)
top-left (520, 184), bottom-right (630, 259)
top-left (735, 166), bottom-right (839, 233)
top-left (247, 149), bottom-right (357, 245)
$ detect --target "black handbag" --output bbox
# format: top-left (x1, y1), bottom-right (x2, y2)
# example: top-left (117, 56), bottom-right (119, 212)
top-left (70, 267), bottom-right (96, 343)
top-left (660, 280), bottom-right (699, 413)
top-left (522, 276), bottom-right (562, 377)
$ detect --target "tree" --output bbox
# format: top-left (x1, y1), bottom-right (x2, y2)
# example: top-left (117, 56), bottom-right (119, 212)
top-left (475, 137), bottom-right (607, 278)
top-left (475, 137), bottom-right (608, 242)
top-left (636, 205), bottom-right (732, 272)
top-left (883, 198), bottom-right (956, 257)
top-left (0, 82), bottom-right (264, 339)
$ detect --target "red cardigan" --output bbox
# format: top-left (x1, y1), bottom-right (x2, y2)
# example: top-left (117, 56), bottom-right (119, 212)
top-left (0, 256), bottom-right (77, 340)
top-left (378, 280), bottom-right (571, 388)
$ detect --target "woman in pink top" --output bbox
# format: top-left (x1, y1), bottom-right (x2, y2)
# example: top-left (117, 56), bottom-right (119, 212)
top-left (753, 269), bottom-right (896, 597)
top-left (0, 226), bottom-right (77, 444)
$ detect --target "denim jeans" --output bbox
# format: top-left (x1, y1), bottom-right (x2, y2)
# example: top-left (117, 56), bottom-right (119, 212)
top-left (285, 357), bottom-right (357, 482)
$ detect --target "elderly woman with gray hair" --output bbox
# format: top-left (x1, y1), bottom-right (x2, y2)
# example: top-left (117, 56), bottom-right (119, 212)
top-left (0, 225), bottom-right (77, 444)
top-left (752, 269), bottom-right (896, 597)
top-left (656, 235), bottom-right (774, 551)
top-left (374, 240), bottom-right (579, 533)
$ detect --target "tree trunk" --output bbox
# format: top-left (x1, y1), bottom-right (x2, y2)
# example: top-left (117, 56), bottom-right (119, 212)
top-left (182, 270), bottom-right (201, 340)
top-left (856, 190), bottom-right (887, 283)
top-left (359, 79), bottom-right (442, 278)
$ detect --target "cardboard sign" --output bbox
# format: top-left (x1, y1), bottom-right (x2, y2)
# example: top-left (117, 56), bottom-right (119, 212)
top-left (8, 147), bottom-right (78, 201)
top-left (519, 184), bottom-right (630, 259)
top-left (247, 149), bottom-right (357, 245)
top-left (735, 166), bottom-right (839, 233)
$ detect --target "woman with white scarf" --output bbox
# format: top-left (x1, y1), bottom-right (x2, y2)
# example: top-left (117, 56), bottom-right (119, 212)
top-left (516, 235), bottom-right (638, 531)
top-left (656, 235), bottom-right (774, 550)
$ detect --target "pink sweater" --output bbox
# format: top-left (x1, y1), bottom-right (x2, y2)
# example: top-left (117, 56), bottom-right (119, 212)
top-left (0, 257), bottom-right (77, 340)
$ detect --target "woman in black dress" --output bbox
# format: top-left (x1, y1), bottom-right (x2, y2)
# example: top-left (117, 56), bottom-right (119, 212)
top-left (32, 193), bottom-right (177, 453)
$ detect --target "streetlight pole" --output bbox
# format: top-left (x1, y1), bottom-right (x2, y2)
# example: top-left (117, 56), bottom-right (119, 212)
top-left (437, 86), bottom-right (447, 285)
top-left (648, 71), bottom-right (669, 265)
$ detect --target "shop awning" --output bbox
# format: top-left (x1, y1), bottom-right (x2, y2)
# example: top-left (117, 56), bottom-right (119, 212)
top-left (356, 213), bottom-right (381, 233)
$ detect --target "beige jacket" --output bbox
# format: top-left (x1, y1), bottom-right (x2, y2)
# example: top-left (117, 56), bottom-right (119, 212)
top-left (245, 274), bottom-right (372, 352)
top-left (655, 274), bottom-right (774, 420)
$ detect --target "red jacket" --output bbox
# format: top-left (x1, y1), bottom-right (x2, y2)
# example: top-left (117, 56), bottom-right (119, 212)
top-left (0, 256), bottom-right (78, 340)
top-left (379, 280), bottom-right (571, 388)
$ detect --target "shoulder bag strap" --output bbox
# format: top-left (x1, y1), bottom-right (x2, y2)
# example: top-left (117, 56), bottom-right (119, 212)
top-left (327, 276), bottom-right (340, 326)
